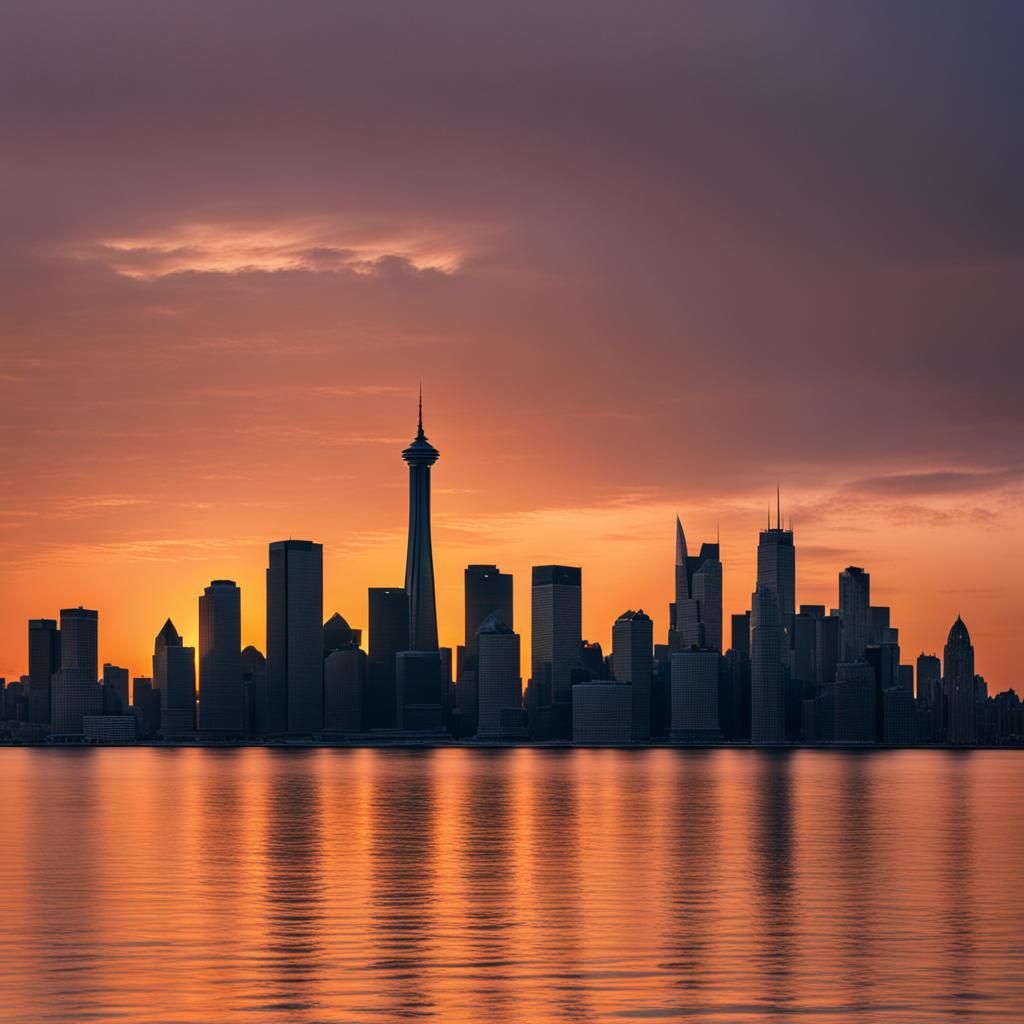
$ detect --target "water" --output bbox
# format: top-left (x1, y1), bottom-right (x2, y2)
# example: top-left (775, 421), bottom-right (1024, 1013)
top-left (1, 748), bottom-right (1021, 1023)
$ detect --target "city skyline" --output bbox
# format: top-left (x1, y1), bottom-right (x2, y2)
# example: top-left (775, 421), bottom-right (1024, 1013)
top-left (0, 403), bottom-right (1010, 696)
top-left (0, 401), bottom-right (1012, 751)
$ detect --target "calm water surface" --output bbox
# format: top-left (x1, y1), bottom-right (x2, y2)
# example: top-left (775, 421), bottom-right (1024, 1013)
top-left (1, 748), bottom-right (1022, 1023)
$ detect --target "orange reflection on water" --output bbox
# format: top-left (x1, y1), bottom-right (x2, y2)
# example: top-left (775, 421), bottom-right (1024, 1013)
top-left (1, 748), bottom-right (1022, 1023)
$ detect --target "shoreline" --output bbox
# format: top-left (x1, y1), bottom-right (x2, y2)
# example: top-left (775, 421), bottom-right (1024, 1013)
top-left (0, 739), bottom-right (1020, 751)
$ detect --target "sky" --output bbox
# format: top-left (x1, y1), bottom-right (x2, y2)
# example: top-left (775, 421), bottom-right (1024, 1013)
top-left (1, 1), bottom-right (1022, 691)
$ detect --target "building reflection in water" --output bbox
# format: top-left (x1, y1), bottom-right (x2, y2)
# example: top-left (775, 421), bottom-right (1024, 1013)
top-left (258, 751), bottom-right (325, 1018)
top-left (531, 750), bottom-right (589, 1023)
top-left (459, 748), bottom-right (519, 1023)
top-left (661, 750), bottom-right (720, 1015)
top-left (751, 750), bottom-right (795, 1015)
top-left (833, 751), bottom-right (878, 1014)
top-left (368, 749), bottom-right (439, 1020)
top-left (939, 752), bottom-right (978, 1021)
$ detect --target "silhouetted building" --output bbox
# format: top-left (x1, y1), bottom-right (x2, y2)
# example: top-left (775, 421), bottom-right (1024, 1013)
top-left (396, 650), bottom-right (445, 732)
top-left (612, 608), bottom-right (653, 741)
top-left (266, 539), bottom-right (323, 735)
top-left (154, 619), bottom-right (195, 737)
top-left (673, 516), bottom-right (723, 652)
top-left (917, 652), bottom-right (941, 706)
top-left (883, 687), bottom-right (917, 745)
top-left (579, 640), bottom-right (606, 680)
top-left (199, 580), bottom-right (244, 735)
top-left (102, 663), bottom-right (129, 714)
top-left (757, 498), bottom-right (796, 621)
top-left (83, 715), bottom-right (136, 743)
top-left (531, 565), bottom-right (582, 737)
top-left (750, 585), bottom-right (785, 743)
top-left (865, 640), bottom-right (900, 742)
top-left (834, 662), bottom-right (877, 743)
top-left (132, 676), bottom-right (160, 739)
top-left (324, 612), bottom-right (360, 655)
top-left (464, 565), bottom-right (513, 657)
top-left (869, 605), bottom-right (891, 646)
top-left (367, 587), bottom-right (408, 729)
top-left (403, 394), bottom-right (440, 651)
top-left (324, 647), bottom-right (365, 733)
top-left (670, 649), bottom-right (721, 741)
top-left (27, 618), bottom-right (60, 725)
top-left (814, 614), bottom-right (841, 688)
top-left (572, 683), bottom-right (632, 744)
top-left (944, 616), bottom-right (976, 745)
top-left (51, 607), bottom-right (101, 735)
top-left (241, 646), bottom-right (267, 736)
top-left (476, 616), bottom-right (523, 738)
top-left (839, 567), bottom-right (871, 663)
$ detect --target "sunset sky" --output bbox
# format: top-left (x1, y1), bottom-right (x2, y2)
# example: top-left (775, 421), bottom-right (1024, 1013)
top-left (1, 2), bottom-right (1022, 691)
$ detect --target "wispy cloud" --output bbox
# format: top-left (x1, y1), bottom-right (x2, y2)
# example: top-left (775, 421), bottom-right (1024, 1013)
top-left (68, 219), bottom-right (473, 280)
top-left (847, 466), bottom-right (1024, 497)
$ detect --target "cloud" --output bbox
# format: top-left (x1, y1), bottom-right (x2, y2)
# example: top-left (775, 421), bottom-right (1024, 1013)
top-left (847, 467), bottom-right (1024, 497)
top-left (69, 219), bottom-right (471, 279)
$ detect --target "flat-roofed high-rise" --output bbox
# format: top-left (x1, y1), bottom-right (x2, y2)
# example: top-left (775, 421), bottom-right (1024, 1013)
top-left (199, 580), bottom-right (244, 735)
top-left (531, 565), bottom-right (582, 707)
top-left (51, 607), bottom-right (101, 734)
top-left (750, 586), bottom-right (785, 743)
top-left (266, 540), bottom-right (324, 735)
top-left (839, 566), bottom-right (871, 663)
top-left (28, 618), bottom-right (60, 724)
top-left (612, 608), bottom-right (653, 740)
top-left (464, 565), bottom-right (513, 659)
top-left (476, 616), bottom-right (522, 738)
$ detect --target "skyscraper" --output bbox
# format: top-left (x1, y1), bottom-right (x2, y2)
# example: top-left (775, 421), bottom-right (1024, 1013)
top-left (476, 615), bottom-right (522, 738)
top-left (756, 497), bottom-right (796, 622)
top-left (943, 616), bottom-right (976, 745)
top-left (612, 608), bottom-right (653, 741)
top-left (673, 516), bottom-right (723, 652)
top-left (153, 619), bottom-right (196, 738)
top-left (241, 646), bottom-right (267, 737)
top-left (324, 646), bottom-right (365, 733)
top-left (102, 663), bottom-right (130, 714)
top-left (670, 648), bottom-right (721, 741)
top-left (51, 607), bottom-right (100, 734)
top-left (815, 614), bottom-right (841, 688)
top-left (458, 564), bottom-right (514, 735)
top-left (464, 564), bottom-right (513, 658)
top-left (27, 618), bottom-right (60, 725)
top-left (198, 580), bottom-right (244, 735)
top-left (839, 566), bottom-right (871, 662)
top-left (916, 652), bottom-right (941, 707)
top-left (531, 565), bottom-right (583, 707)
top-left (833, 661), bottom-right (877, 743)
top-left (750, 585), bottom-right (785, 743)
top-left (367, 586), bottom-right (409, 729)
top-left (403, 393), bottom-right (440, 652)
top-left (266, 539), bottom-right (324, 735)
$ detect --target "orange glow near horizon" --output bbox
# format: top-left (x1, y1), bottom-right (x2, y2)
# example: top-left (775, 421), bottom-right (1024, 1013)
top-left (0, 418), bottom-right (1019, 693)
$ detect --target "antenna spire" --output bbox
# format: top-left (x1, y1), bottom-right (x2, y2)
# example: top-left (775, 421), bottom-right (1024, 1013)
top-left (776, 484), bottom-right (781, 531)
top-left (417, 383), bottom-right (424, 439)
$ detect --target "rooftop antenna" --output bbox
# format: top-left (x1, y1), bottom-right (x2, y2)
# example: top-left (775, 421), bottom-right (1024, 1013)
top-left (417, 382), bottom-right (424, 439)
top-left (776, 484), bottom-right (781, 531)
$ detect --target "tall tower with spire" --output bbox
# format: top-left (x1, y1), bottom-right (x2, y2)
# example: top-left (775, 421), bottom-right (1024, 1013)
top-left (403, 390), bottom-right (440, 651)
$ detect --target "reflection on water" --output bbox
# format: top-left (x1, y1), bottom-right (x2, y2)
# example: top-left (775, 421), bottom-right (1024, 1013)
top-left (1, 748), bottom-right (1022, 1023)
